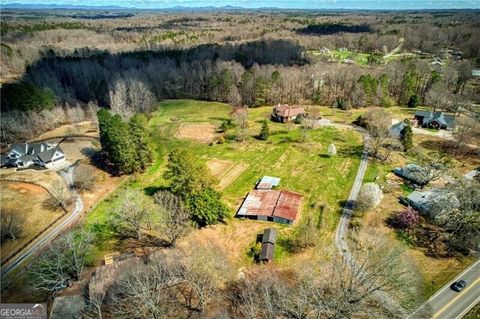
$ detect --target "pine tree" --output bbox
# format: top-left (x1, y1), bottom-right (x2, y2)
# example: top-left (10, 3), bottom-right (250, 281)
top-left (400, 123), bottom-right (413, 151)
top-left (164, 149), bottom-right (216, 197)
top-left (407, 94), bottom-right (420, 108)
top-left (97, 109), bottom-right (136, 174)
top-left (129, 113), bottom-right (154, 172)
top-left (164, 149), bottom-right (226, 226)
top-left (258, 120), bottom-right (270, 140)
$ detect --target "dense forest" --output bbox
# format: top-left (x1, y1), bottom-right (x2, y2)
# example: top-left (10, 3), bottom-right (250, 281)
top-left (1, 9), bottom-right (479, 144)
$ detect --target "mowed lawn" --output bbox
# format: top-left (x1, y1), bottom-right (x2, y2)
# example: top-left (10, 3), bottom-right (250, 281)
top-left (85, 99), bottom-right (363, 265)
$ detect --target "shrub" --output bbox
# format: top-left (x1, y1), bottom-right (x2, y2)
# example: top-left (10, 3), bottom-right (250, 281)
top-left (407, 94), bottom-right (420, 108)
top-left (387, 207), bottom-right (419, 229)
top-left (258, 120), bottom-right (270, 140)
top-left (352, 115), bottom-right (367, 128)
top-left (381, 96), bottom-right (395, 108)
top-left (185, 188), bottom-right (228, 226)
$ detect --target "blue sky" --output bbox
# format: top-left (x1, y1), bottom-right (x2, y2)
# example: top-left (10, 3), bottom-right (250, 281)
top-left (1, 0), bottom-right (479, 9)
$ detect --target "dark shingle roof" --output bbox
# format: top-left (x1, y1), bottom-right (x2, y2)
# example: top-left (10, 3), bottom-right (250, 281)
top-left (10, 143), bottom-right (28, 155)
top-left (18, 154), bottom-right (37, 162)
top-left (260, 243), bottom-right (275, 261)
top-left (415, 111), bottom-right (455, 128)
top-left (37, 146), bottom-right (63, 163)
top-left (262, 228), bottom-right (277, 245)
top-left (415, 110), bottom-right (431, 118)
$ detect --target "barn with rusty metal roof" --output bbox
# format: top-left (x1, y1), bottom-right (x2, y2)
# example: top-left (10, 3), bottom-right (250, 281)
top-left (236, 177), bottom-right (302, 225)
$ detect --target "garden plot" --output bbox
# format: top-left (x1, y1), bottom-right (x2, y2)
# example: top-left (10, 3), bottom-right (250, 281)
top-left (207, 159), bottom-right (249, 191)
top-left (175, 123), bottom-right (218, 143)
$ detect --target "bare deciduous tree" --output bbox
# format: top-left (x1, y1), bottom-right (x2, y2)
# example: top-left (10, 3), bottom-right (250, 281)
top-left (73, 164), bottom-right (97, 192)
top-left (154, 191), bottom-right (192, 247)
top-left (452, 116), bottom-right (479, 155)
top-left (28, 228), bottom-right (93, 294)
top-left (232, 106), bottom-right (248, 142)
top-left (44, 180), bottom-right (73, 211)
top-left (1, 208), bottom-right (24, 243)
top-left (301, 106), bottom-right (321, 142)
top-left (110, 189), bottom-right (153, 240)
top-left (426, 83), bottom-right (451, 113)
top-left (110, 245), bottom-right (230, 318)
top-left (363, 109), bottom-right (392, 159)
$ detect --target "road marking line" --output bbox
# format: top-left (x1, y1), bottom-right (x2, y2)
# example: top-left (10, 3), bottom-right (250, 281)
top-left (455, 294), bottom-right (480, 319)
top-left (407, 258), bottom-right (480, 318)
top-left (431, 276), bottom-right (480, 319)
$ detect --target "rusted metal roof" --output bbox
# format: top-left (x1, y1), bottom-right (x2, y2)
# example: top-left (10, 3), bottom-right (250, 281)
top-left (274, 104), bottom-right (306, 118)
top-left (237, 189), bottom-right (302, 222)
top-left (273, 190), bottom-right (302, 221)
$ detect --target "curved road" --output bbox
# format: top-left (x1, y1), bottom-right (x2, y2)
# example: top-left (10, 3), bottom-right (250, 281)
top-left (1, 165), bottom-right (83, 277)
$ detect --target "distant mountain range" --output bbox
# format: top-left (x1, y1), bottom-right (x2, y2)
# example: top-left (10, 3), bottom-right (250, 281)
top-left (1, 3), bottom-right (251, 10)
top-left (1, 1), bottom-right (479, 11)
top-left (1, 3), bottom-right (127, 9)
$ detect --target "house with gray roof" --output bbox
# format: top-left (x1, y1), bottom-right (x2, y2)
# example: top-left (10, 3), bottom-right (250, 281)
top-left (390, 120), bottom-right (407, 139)
top-left (393, 164), bottom-right (434, 186)
top-left (1, 142), bottom-right (65, 169)
top-left (403, 189), bottom-right (460, 218)
top-left (414, 111), bottom-right (455, 130)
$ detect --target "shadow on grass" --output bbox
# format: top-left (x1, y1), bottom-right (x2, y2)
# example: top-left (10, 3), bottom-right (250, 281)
top-left (121, 234), bottom-right (172, 250)
top-left (337, 145), bottom-right (364, 159)
top-left (143, 185), bottom-right (170, 196)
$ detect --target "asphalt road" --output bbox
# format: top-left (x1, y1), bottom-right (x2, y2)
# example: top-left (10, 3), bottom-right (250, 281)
top-left (408, 259), bottom-right (480, 319)
top-left (1, 166), bottom-right (84, 277)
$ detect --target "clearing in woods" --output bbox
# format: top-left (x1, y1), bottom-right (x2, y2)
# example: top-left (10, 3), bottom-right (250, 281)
top-left (207, 159), bottom-right (249, 190)
top-left (175, 123), bottom-right (218, 143)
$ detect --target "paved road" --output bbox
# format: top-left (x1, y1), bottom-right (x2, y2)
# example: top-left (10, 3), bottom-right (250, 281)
top-left (1, 165), bottom-right (83, 277)
top-left (408, 259), bottom-right (480, 319)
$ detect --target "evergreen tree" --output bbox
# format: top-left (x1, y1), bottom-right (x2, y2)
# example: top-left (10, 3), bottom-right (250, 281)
top-left (258, 120), bottom-right (270, 140)
top-left (164, 149), bottom-right (216, 197)
top-left (97, 109), bottom-right (136, 174)
top-left (185, 188), bottom-right (228, 226)
top-left (400, 123), bottom-right (414, 151)
top-left (129, 113), bottom-right (154, 172)
top-left (164, 149), bottom-right (226, 226)
top-left (407, 94), bottom-right (420, 108)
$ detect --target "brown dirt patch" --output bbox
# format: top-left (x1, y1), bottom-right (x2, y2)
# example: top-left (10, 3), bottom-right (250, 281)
top-left (8, 182), bottom-right (46, 194)
top-left (175, 123), bottom-right (217, 143)
top-left (207, 159), bottom-right (249, 190)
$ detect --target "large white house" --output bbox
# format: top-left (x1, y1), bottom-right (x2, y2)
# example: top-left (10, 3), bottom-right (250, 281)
top-left (1, 142), bottom-right (65, 169)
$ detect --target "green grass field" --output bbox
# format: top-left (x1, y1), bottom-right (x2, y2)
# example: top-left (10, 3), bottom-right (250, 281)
top-left (83, 99), bottom-right (364, 264)
top-left (149, 100), bottom-right (362, 226)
